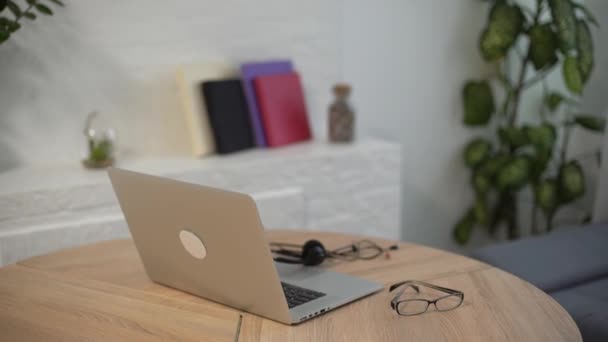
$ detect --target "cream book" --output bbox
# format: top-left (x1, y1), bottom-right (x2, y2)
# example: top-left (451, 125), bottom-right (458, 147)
top-left (176, 62), bottom-right (237, 157)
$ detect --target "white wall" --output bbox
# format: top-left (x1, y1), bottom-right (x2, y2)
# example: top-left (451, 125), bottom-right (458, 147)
top-left (343, 0), bottom-right (489, 251)
top-left (0, 0), bottom-right (341, 170)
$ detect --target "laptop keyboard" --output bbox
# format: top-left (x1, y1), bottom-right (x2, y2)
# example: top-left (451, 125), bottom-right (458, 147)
top-left (281, 282), bottom-right (326, 309)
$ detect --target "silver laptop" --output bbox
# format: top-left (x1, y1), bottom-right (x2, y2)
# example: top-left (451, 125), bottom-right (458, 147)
top-left (108, 168), bottom-right (383, 325)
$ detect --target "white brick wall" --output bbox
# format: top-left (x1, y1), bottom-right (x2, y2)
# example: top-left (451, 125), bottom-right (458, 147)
top-left (0, 141), bottom-right (400, 265)
top-left (0, 0), bottom-right (342, 168)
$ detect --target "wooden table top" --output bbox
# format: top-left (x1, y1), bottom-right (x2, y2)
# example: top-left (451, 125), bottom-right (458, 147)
top-left (0, 230), bottom-right (580, 341)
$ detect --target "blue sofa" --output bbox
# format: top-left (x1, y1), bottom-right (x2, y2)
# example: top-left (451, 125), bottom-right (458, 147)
top-left (472, 224), bottom-right (608, 342)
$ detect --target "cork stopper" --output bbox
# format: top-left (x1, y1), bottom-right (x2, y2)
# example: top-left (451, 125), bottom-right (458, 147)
top-left (333, 83), bottom-right (351, 97)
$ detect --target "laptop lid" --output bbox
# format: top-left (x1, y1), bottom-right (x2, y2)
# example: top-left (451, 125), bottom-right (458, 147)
top-left (108, 168), bottom-right (292, 324)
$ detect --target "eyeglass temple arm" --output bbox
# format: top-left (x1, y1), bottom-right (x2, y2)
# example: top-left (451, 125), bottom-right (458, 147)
top-left (389, 280), bottom-right (462, 295)
top-left (389, 280), bottom-right (418, 292)
top-left (389, 283), bottom-right (420, 308)
top-left (414, 281), bottom-right (462, 295)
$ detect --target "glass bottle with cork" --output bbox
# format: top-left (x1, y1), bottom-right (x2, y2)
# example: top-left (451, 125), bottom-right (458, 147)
top-left (328, 84), bottom-right (355, 143)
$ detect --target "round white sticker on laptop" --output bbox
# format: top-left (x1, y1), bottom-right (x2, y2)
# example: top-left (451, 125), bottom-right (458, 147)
top-left (179, 230), bottom-right (207, 259)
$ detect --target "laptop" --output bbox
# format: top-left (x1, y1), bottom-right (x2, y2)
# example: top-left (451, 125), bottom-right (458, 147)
top-left (108, 168), bottom-right (383, 325)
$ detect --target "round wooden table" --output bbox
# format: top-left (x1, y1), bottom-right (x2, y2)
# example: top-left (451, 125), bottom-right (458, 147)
top-left (0, 231), bottom-right (580, 341)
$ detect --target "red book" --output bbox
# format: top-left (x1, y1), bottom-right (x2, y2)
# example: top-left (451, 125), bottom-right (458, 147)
top-left (253, 72), bottom-right (312, 147)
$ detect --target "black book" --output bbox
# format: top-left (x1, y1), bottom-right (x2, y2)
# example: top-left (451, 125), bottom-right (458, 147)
top-left (201, 79), bottom-right (255, 154)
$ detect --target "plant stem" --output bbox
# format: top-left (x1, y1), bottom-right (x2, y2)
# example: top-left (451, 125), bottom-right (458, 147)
top-left (508, 1), bottom-right (542, 127)
top-left (560, 123), bottom-right (573, 165)
top-left (508, 54), bottom-right (530, 126)
top-left (14, 1), bottom-right (36, 24)
top-left (494, 61), bottom-right (512, 90)
top-left (523, 65), bottom-right (555, 90)
top-left (540, 79), bottom-right (549, 122)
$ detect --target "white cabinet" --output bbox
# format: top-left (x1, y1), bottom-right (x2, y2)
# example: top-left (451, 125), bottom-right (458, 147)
top-left (0, 140), bottom-right (400, 265)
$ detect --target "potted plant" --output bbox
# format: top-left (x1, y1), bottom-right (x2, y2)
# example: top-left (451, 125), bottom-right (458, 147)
top-left (454, 0), bottom-right (605, 244)
top-left (0, 0), bottom-right (64, 44)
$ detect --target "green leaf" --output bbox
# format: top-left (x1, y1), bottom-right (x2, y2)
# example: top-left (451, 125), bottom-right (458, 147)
top-left (548, 0), bottom-right (578, 53)
top-left (573, 3), bottom-right (599, 27)
top-left (35, 3), bottom-right (52, 15)
top-left (0, 16), bottom-right (10, 27)
top-left (528, 24), bottom-right (558, 70)
top-left (544, 92), bottom-right (564, 112)
top-left (90, 140), bottom-right (113, 162)
top-left (479, 27), bottom-right (505, 62)
top-left (473, 171), bottom-right (491, 195)
top-left (90, 146), bottom-right (108, 162)
top-left (23, 12), bottom-right (36, 20)
top-left (6, 20), bottom-right (19, 32)
top-left (478, 153), bottom-right (510, 178)
top-left (464, 138), bottom-right (492, 167)
top-left (497, 157), bottom-right (529, 190)
top-left (0, 0), bottom-right (6, 12)
top-left (479, 1), bottom-right (525, 61)
top-left (574, 115), bottom-right (605, 132)
top-left (576, 20), bottom-right (594, 84)
top-left (525, 123), bottom-right (556, 151)
top-left (463, 80), bottom-right (495, 126)
top-left (7, 1), bottom-right (21, 18)
top-left (46, 0), bottom-right (65, 6)
top-left (0, 29), bottom-right (9, 44)
top-left (563, 56), bottom-right (583, 94)
top-left (535, 178), bottom-right (559, 213)
top-left (498, 126), bottom-right (528, 149)
top-left (473, 196), bottom-right (489, 226)
top-left (558, 161), bottom-right (585, 202)
top-left (529, 149), bottom-right (551, 183)
top-left (453, 209), bottom-right (476, 245)
top-left (0, 16), bottom-right (20, 33)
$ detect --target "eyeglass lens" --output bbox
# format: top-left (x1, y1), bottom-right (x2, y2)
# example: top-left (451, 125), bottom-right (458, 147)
top-left (435, 294), bottom-right (463, 311)
top-left (355, 241), bottom-right (382, 259)
top-left (396, 300), bottom-right (429, 315)
top-left (397, 295), bottom-right (463, 315)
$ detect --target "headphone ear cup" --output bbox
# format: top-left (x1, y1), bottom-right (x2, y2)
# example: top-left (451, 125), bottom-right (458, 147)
top-left (301, 240), bottom-right (327, 266)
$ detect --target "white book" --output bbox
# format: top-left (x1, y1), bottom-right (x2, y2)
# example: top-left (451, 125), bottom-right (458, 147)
top-left (176, 62), bottom-right (237, 157)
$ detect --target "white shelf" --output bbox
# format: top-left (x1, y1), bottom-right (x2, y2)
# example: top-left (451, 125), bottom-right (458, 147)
top-left (0, 139), bottom-right (394, 195)
top-left (0, 139), bottom-right (401, 266)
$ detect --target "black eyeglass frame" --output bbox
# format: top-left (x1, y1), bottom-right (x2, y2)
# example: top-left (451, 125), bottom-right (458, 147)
top-left (389, 280), bottom-right (464, 316)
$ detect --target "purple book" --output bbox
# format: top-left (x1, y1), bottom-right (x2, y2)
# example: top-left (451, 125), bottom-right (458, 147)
top-left (240, 60), bottom-right (293, 146)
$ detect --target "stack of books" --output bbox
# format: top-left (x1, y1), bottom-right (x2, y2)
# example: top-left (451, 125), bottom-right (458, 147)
top-left (177, 60), bottom-right (312, 156)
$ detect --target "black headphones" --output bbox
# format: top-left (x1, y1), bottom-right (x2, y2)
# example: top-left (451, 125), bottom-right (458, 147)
top-left (271, 240), bottom-right (328, 266)
top-left (270, 239), bottom-right (399, 266)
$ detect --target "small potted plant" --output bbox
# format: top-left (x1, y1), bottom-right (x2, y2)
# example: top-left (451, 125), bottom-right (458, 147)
top-left (82, 112), bottom-right (115, 169)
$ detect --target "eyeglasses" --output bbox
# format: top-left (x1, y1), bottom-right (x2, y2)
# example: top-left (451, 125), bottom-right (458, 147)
top-left (329, 239), bottom-right (392, 260)
top-left (389, 280), bottom-right (464, 316)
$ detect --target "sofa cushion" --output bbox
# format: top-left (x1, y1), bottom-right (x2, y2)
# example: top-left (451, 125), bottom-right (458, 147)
top-left (551, 277), bottom-right (608, 342)
top-left (472, 224), bottom-right (608, 292)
